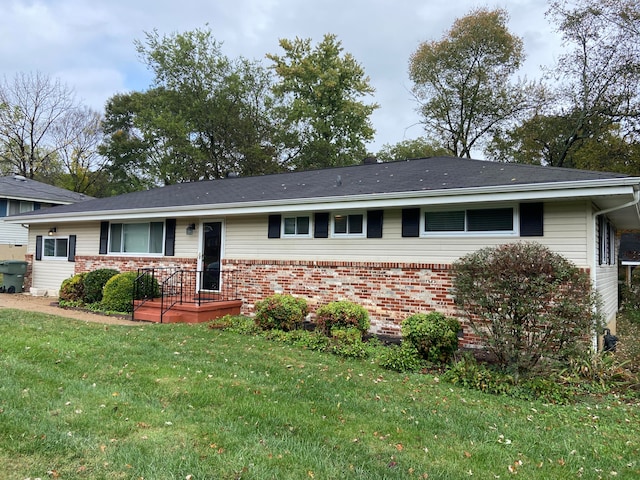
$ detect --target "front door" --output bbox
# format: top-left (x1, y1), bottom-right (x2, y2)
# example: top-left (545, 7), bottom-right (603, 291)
top-left (200, 221), bottom-right (222, 291)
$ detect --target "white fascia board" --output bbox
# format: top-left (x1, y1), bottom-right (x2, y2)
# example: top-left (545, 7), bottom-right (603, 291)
top-left (7, 179), bottom-right (639, 224)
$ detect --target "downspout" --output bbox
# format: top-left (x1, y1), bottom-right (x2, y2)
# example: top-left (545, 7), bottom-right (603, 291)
top-left (591, 189), bottom-right (640, 350)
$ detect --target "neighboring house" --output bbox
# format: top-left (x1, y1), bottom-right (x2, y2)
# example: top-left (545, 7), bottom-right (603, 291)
top-left (6, 157), bottom-right (640, 344)
top-left (0, 175), bottom-right (91, 259)
top-left (619, 233), bottom-right (640, 285)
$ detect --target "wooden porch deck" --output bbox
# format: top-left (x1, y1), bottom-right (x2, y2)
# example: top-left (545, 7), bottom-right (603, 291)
top-left (133, 296), bottom-right (242, 324)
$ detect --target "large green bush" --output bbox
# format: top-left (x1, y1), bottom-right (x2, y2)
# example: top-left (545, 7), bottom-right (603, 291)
top-left (254, 294), bottom-right (308, 331)
top-left (83, 268), bottom-right (119, 304)
top-left (101, 272), bottom-right (137, 313)
top-left (401, 312), bottom-right (460, 364)
top-left (59, 273), bottom-right (86, 303)
top-left (452, 242), bottom-right (602, 374)
top-left (315, 300), bottom-right (370, 336)
top-left (101, 271), bottom-right (160, 313)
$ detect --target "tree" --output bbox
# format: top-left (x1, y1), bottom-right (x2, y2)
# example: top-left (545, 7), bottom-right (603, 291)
top-left (50, 107), bottom-right (109, 196)
top-left (409, 8), bottom-right (539, 158)
top-left (267, 34), bottom-right (378, 170)
top-left (452, 243), bottom-right (602, 374)
top-left (489, 0), bottom-right (640, 168)
top-left (100, 28), bottom-right (281, 190)
top-left (0, 72), bottom-right (100, 181)
top-left (375, 137), bottom-right (450, 162)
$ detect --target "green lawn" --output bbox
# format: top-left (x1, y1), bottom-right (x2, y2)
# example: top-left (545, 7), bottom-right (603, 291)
top-left (1, 309), bottom-right (638, 479)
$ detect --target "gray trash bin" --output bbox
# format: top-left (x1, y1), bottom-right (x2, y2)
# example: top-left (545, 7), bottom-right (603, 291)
top-left (0, 260), bottom-right (28, 293)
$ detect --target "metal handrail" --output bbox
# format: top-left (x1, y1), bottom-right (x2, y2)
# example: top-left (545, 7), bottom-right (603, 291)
top-left (133, 267), bottom-right (238, 322)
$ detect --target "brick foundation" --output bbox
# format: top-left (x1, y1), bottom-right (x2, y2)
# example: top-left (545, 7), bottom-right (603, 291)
top-left (50, 255), bottom-right (478, 346)
top-left (74, 256), bottom-right (197, 274)
top-left (224, 259), bottom-right (477, 346)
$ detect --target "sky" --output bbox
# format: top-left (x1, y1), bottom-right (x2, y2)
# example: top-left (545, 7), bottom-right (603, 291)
top-left (0, 0), bottom-right (565, 155)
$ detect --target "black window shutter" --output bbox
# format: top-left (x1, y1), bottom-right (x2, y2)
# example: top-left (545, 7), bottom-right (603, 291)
top-left (402, 208), bottom-right (420, 237)
top-left (520, 202), bottom-right (544, 237)
top-left (367, 210), bottom-right (383, 238)
top-left (99, 221), bottom-right (109, 254)
top-left (68, 235), bottom-right (76, 262)
top-left (35, 235), bottom-right (43, 261)
top-left (0, 199), bottom-right (7, 217)
top-left (34, 202), bottom-right (41, 210)
top-left (314, 212), bottom-right (329, 238)
top-left (268, 215), bottom-right (281, 238)
top-left (164, 219), bottom-right (176, 256)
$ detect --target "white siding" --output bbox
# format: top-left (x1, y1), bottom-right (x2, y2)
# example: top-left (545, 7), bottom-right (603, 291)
top-left (0, 222), bottom-right (28, 245)
top-left (224, 201), bottom-right (593, 268)
top-left (596, 265), bottom-right (619, 327)
top-left (29, 225), bottom-right (75, 295)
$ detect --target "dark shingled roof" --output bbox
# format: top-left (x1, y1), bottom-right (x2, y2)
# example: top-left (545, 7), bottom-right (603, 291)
top-left (14, 157), bottom-right (632, 217)
top-left (0, 175), bottom-right (92, 204)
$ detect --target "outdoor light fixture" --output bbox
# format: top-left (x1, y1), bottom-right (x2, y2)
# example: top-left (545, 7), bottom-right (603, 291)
top-left (186, 223), bottom-right (196, 236)
top-left (48, 227), bottom-right (57, 236)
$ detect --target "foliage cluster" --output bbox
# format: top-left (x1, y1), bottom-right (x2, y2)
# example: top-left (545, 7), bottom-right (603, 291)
top-left (82, 268), bottom-right (120, 304)
top-left (59, 269), bottom-right (159, 315)
top-left (254, 294), bottom-right (308, 331)
top-left (58, 272), bottom-right (86, 303)
top-left (401, 312), bottom-right (460, 364)
top-left (315, 300), bottom-right (370, 336)
top-left (452, 242), bottom-right (601, 374)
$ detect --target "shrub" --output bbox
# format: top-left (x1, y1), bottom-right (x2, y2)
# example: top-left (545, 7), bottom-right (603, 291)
top-left (378, 343), bottom-right (424, 372)
top-left (329, 327), bottom-right (379, 359)
top-left (315, 300), bottom-right (370, 336)
top-left (254, 294), bottom-right (308, 331)
top-left (59, 273), bottom-right (86, 303)
top-left (83, 268), bottom-right (119, 304)
top-left (401, 312), bottom-right (460, 364)
top-left (452, 242), bottom-right (602, 374)
top-left (101, 272), bottom-right (138, 313)
top-left (263, 329), bottom-right (331, 351)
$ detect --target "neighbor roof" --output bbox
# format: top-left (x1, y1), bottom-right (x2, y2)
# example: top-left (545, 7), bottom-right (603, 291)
top-left (0, 175), bottom-right (92, 204)
top-left (8, 157), bottom-right (640, 224)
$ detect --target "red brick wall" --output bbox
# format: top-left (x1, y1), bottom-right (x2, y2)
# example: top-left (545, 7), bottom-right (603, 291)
top-left (74, 256), bottom-right (197, 274)
top-left (223, 259), bottom-right (479, 346)
top-left (69, 255), bottom-right (480, 346)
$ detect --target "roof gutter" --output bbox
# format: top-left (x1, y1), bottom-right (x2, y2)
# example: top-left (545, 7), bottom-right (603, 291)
top-left (592, 188), bottom-right (640, 220)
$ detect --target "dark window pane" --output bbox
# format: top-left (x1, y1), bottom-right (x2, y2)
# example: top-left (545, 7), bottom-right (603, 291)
top-left (467, 208), bottom-right (513, 231)
top-left (284, 217), bottom-right (296, 235)
top-left (348, 214), bottom-right (363, 234)
top-left (297, 216), bottom-right (309, 235)
top-left (425, 211), bottom-right (465, 232)
top-left (334, 215), bottom-right (347, 234)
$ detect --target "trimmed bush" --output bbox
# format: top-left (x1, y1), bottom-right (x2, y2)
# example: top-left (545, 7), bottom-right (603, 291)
top-left (453, 242), bottom-right (602, 374)
top-left (401, 312), bottom-right (460, 364)
top-left (254, 294), bottom-right (308, 331)
top-left (101, 271), bottom-right (160, 313)
top-left (83, 268), bottom-right (119, 304)
top-left (101, 272), bottom-right (137, 313)
top-left (59, 273), bottom-right (86, 303)
top-left (315, 300), bottom-right (370, 336)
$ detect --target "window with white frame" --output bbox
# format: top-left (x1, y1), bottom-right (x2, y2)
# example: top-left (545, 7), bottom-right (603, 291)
top-left (423, 207), bottom-right (515, 235)
top-left (333, 213), bottom-right (364, 236)
top-left (283, 215), bottom-right (311, 236)
top-left (43, 237), bottom-right (68, 258)
top-left (109, 222), bottom-right (164, 254)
